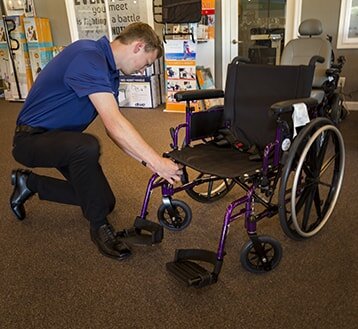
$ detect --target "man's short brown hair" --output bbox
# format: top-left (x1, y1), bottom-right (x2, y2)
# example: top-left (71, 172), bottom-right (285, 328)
top-left (115, 22), bottom-right (163, 58)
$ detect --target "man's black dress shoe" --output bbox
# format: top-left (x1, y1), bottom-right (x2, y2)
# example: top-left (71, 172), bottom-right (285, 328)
top-left (10, 169), bottom-right (34, 220)
top-left (90, 224), bottom-right (132, 261)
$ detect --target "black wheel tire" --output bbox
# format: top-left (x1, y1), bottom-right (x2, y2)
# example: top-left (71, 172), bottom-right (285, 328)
top-left (240, 236), bottom-right (282, 274)
top-left (157, 199), bottom-right (192, 231)
top-left (328, 93), bottom-right (342, 125)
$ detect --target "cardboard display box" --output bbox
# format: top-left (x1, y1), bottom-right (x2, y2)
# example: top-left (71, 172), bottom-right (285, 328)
top-left (23, 16), bottom-right (53, 81)
top-left (118, 75), bottom-right (161, 109)
top-left (0, 33), bottom-right (11, 93)
top-left (0, 16), bottom-right (33, 100)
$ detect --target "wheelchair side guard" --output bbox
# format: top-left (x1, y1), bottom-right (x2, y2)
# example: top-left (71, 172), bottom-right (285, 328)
top-left (166, 249), bottom-right (224, 288)
top-left (118, 216), bottom-right (163, 246)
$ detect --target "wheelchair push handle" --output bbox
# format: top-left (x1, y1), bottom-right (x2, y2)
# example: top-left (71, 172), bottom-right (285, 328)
top-left (231, 56), bottom-right (251, 65)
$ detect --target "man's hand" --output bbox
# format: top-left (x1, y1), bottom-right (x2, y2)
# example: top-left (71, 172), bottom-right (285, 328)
top-left (89, 92), bottom-right (184, 185)
top-left (146, 158), bottom-right (183, 185)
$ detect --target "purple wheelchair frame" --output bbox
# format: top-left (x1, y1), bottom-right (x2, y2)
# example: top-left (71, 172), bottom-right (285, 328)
top-left (135, 91), bottom-right (311, 285)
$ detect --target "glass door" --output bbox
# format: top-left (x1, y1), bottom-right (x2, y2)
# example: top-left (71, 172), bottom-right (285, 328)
top-left (219, 0), bottom-right (301, 88)
top-left (238, 0), bottom-right (286, 65)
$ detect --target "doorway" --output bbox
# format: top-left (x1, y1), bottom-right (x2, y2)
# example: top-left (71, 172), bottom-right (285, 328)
top-left (238, 0), bottom-right (286, 65)
top-left (217, 0), bottom-right (302, 88)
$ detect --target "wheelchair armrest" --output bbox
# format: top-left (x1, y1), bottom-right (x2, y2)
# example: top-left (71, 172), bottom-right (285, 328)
top-left (174, 89), bottom-right (224, 102)
top-left (309, 55), bottom-right (325, 66)
top-left (270, 97), bottom-right (318, 116)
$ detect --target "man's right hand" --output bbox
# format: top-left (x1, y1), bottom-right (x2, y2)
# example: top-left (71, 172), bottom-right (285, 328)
top-left (147, 157), bottom-right (183, 185)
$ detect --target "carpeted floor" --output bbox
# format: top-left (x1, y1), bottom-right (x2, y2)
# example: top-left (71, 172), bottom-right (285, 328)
top-left (0, 99), bottom-right (357, 329)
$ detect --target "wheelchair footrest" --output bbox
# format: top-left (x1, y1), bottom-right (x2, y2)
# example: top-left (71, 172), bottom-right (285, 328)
top-left (118, 217), bottom-right (163, 246)
top-left (166, 249), bottom-right (223, 288)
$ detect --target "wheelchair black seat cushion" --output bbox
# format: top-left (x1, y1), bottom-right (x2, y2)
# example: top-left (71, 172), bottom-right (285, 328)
top-left (167, 143), bottom-right (261, 178)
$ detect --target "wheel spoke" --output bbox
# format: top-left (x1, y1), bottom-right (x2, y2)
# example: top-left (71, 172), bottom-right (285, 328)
top-left (319, 154), bottom-right (336, 177)
top-left (318, 179), bottom-right (333, 188)
top-left (302, 161), bottom-right (314, 178)
top-left (302, 185), bottom-right (316, 231)
top-left (316, 132), bottom-right (330, 170)
top-left (313, 187), bottom-right (323, 220)
top-left (206, 180), bottom-right (214, 199)
top-left (294, 184), bottom-right (311, 214)
top-left (264, 245), bottom-right (273, 254)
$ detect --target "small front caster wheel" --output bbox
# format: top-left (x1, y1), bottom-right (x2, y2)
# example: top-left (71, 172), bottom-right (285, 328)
top-left (240, 236), bottom-right (282, 274)
top-left (157, 199), bottom-right (192, 231)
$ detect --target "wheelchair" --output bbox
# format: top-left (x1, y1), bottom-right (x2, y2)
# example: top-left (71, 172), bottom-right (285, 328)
top-left (125, 57), bottom-right (345, 288)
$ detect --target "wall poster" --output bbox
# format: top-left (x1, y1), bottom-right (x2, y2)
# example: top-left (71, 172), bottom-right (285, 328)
top-left (65, 0), bottom-right (154, 42)
top-left (105, 0), bottom-right (152, 39)
top-left (65, 0), bottom-right (109, 41)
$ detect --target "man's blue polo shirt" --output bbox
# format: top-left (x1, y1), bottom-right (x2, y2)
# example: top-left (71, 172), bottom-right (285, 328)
top-left (17, 36), bottom-right (119, 132)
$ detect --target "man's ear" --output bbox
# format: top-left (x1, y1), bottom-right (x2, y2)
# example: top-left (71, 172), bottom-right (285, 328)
top-left (133, 41), bottom-right (144, 54)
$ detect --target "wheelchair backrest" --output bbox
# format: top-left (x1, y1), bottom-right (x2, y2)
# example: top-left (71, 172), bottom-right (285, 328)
top-left (281, 19), bottom-right (332, 88)
top-left (223, 59), bottom-right (314, 151)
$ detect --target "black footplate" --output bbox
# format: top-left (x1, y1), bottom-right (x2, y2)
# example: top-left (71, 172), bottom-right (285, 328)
top-left (118, 217), bottom-right (163, 246)
top-left (166, 249), bottom-right (223, 288)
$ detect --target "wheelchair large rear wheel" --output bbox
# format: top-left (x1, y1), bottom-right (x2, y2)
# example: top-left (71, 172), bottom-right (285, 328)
top-left (181, 167), bottom-right (235, 203)
top-left (279, 118), bottom-right (345, 240)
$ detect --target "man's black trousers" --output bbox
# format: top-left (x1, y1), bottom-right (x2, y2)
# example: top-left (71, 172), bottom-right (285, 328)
top-left (12, 129), bottom-right (115, 229)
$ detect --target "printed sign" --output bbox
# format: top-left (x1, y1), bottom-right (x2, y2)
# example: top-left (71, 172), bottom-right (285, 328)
top-left (71, 0), bottom-right (109, 40)
top-left (164, 40), bottom-right (198, 112)
top-left (65, 0), bottom-right (151, 41)
top-left (106, 0), bottom-right (148, 37)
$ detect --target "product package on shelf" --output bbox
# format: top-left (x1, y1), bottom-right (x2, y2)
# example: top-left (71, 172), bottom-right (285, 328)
top-left (23, 16), bottom-right (54, 81)
top-left (196, 65), bottom-right (223, 110)
top-left (0, 23), bottom-right (11, 95)
top-left (1, 16), bottom-right (33, 100)
top-left (118, 75), bottom-right (161, 109)
top-left (118, 57), bottom-right (165, 109)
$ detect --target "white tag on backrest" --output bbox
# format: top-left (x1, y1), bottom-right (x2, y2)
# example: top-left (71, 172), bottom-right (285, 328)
top-left (292, 103), bottom-right (310, 137)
